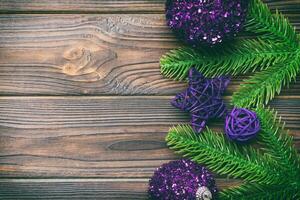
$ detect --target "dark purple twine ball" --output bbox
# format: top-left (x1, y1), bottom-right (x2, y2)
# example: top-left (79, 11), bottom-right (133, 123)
top-left (165, 0), bottom-right (248, 46)
top-left (225, 108), bottom-right (261, 142)
top-left (148, 159), bottom-right (218, 200)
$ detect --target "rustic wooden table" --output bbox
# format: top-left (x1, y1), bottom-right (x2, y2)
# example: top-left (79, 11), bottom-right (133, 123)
top-left (0, 0), bottom-right (299, 199)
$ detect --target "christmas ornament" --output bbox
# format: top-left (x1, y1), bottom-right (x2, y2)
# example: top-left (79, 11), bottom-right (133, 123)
top-left (148, 159), bottom-right (218, 200)
top-left (196, 186), bottom-right (213, 200)
top-left (166, 108), bottom-right (300, 199)
top-left (161, 0), bottom-right (300, 108)
top-left (225, 108), bottom-right (260, 142)
top-left (156, 0), bottom-right (300, 198)
top-left (171, 67), bottom-right (230, 133)
top-left (165, 0), bottom-right (248, 46)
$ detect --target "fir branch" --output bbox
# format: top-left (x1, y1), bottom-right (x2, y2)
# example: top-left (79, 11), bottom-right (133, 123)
top-left (232, 51), bottom-right (300, 108)
top-left (166, 125), bottom-right (282, 185)
top-left (160, 39), bottom-right (295, 80)
top-left (220, 183), bottom-right (299, 200)
top-left (255, 107), bottom-right (300, 179)
top-left (246, 0), bottom-right (299, 47)
top-left (160, 0), bottom-right (300, 81)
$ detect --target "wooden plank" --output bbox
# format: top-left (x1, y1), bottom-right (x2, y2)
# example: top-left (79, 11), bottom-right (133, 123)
top-left (0, 178), bottom-right (241, 199)
top-left (0, 179), bottom-right (148, 199)
top-left (0, 14), bottom-right (300, 96)
top-left (0, 0), bottom-right (299, 14)
top-left (0, 14), bottom-right (178, 95)
top-left (0, 2), bottom-right (299, 198)
top-left (0, 96), bottom-right (299, 178)
top-left (0, 0), bottom-right (165, 14)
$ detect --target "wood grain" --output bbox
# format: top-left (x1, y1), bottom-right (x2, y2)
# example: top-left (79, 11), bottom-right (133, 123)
top-left (0, 14), bottom-right (300, 95)
top-left (0, 14), bottom-right (177, 95)
top-left (0, 0), bottom-right (299, 14)
top-left (0, 0), bottom-right (165, 14)
top-left (0, 178), bottom-right (241, 199)
top-left (0, 1), bottom-right (299, 199)
top-left (0, 96), bottom-right (299, 178)
top-left (0, 179), bottom-right (149, 199)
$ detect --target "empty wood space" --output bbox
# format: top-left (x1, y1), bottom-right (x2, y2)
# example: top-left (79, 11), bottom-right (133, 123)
top-left (0, 0), bottom-right (299, 199)
top-left (0, 1), bottom-right (299, 13)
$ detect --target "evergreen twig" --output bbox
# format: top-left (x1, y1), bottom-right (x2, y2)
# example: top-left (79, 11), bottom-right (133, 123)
top-left (255, 108), bottom-right (300, 179)
top-left (160, 39), bottom-right (296, 80)
top-left (163, 0), bottom-right (300, 198)
top-left (166, 125), bottom-right (282, 185)
top-left (246, 0), bottom-right (299, 47)
top-left (232, 52), bottom-right (300, 107)
top-left (160, 0), bottom-right (300, 108)
top-left (220, 183), bottom-right (299, 200)
top-left (165, 109), bottom-right (300, 199)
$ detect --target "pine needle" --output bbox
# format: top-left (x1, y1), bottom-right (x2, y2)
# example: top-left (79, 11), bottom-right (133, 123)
top-left (220, 183), bottom-right (299, 200)
top-left (246, 0), bottom-right (299, 47)
top-left (166, 125), bottom-right (282, 185)
top-left (160, 0), bottom-right (300, 107)
top-left (160, 39), bottom-right (296, 80)
top-left (165, 109), bottom-right (300, 199)
top-left (232, 52), bottom-right (300, 108)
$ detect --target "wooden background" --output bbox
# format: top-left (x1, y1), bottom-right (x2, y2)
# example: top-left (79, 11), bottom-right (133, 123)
top-left (0, 0), bottom-right (299, 199)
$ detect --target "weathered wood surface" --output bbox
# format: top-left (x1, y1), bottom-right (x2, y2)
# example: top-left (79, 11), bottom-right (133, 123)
top-left (0, 1), bottom-right (299, 199)
top-left (0, 0), bottom-right (165, 14)
top-left (0, 0), bottom-right (299, 13)
top-left (0, 14), bottom-right (177, 95)
top-left (0, 14), bottom-right (300, 95)
top-left (0, 96), bottom-right (299, 178)
top-left (0, 179), bottom-right (241, 199)
top-left (0, 179), bottom-right (149, 199)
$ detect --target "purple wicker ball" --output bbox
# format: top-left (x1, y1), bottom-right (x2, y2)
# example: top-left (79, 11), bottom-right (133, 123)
top-left (148, 159), bottom-right (218, 200)
top-left (225, 108), bottom-right (260, 142)
top-left (165, 0), bottom-right (248, 46)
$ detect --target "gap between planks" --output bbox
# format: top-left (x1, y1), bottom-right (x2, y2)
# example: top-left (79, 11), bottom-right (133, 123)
top-left (0, 178), bottom-right (149, 183)
top-left (0, 10), bottom-right (164, 15)
top-left (0, 0), bottom-right (299, 15)
top-left (0, 95), bottom-right (299, 100)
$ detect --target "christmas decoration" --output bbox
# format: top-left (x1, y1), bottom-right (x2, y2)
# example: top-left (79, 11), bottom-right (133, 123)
top-left (196, 186), bottom-right (213, 200)
top-left (225, 108), bottom-right (260, 142)
top-left (150, 0), bottom-right (300, 199)
top-left (171, 68), bottom-right (229, 133)
top-left (166, 108), bottom-right (300, 199)
top-left (165, 0), bottom-right (248, 46)
top-left (148, 159), bottom-right (218, 200)
top-left (161, 0), bottom-right (300, 108)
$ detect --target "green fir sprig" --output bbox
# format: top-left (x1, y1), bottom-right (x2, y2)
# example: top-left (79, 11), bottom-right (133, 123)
top-left (166, 125), bottom-right (282, 185)
top-left (232, 52), bottom-right (300, 107)
top-left (162, 0), bottom-right (300, 198)
top-left (160, 0), bottom-right (300, 108)
top-left (255, 108), bottom-right (300, 179)
top-left (160, 39), bottom-right (296, 80)
top-left (246, 0), bottom-right (299, 47)
top-left (166, 109), bottom-right (300, 200)
top-left (219, 183), bottom-right (299, 200)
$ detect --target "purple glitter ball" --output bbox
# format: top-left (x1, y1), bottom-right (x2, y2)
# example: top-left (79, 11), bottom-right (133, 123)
top-left (165, 0), bottom-right (248, 46)
top-left (225, 108), bottom-right (261, 142)
top-left (148, 159), bottom-right (218, 200)
top-left (171, 67), bottom-right (230, 133)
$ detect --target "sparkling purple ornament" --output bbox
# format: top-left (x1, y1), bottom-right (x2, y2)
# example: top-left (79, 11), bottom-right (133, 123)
top-left (165, 0), bottom-right (248, 46)
top-left (171, 67), bottom-right (230, 133)
top-left (148, 159), bottom-right (218, 200)
top-left (225, 108), bottom-right (261, 142)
